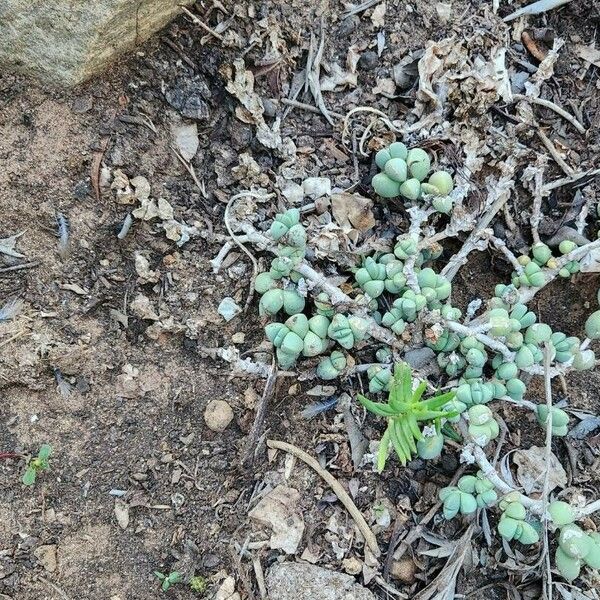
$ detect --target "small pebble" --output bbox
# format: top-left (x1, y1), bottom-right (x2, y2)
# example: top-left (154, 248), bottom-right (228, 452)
top-left (218, 297), bottom-right (241, 322)
top-left (358, 51), bottom-right (379, 71)
top-left (342, 557), bottom-right (362, 575)
top-left (390, 557), bottom-right (416, 583)
top-left (204, 399), bottom-right (234, 432)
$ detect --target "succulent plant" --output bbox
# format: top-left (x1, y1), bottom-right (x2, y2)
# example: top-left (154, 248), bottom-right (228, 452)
top-left (536, 405), bottom-right (569, 436)
top-left (316, 351), bottom-right (347, 380)
top-left (328, 314), bottom-right (369, 349)
top-left (548, 501), bottom-right (575, 526)
top-left (359, 363), bottom-right (457, 471)
top-left (406, 148), bottom-right (431, 182)
top-left (585, 310), bottom-right (600, 339)
top-left (497, 501), bottom-right (540, 545)
top-left (266, 314), bottom-right (329, 368)
top-left (354, 257), bottom-right (386, 298)
top-left (259, 287), bottom-right (306, 317)
top-left (467, 405), bottom-right (499, 446)
top-left (439, 484), bottom-right (478, 519)
top-left (367, 365), bottom-right (392, 393)
top-left (394, 238), bottom-right (418, 260)
top-left (531, 242), bottom-right (552, 265)
top-left (455, 380), bottom-right (494, 406)
top-left (416, 431), bottom-right (445, 459)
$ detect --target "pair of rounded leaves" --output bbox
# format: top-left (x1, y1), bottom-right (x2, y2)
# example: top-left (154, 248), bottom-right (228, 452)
top-left (513, 261), bottom-right (545, 288)
top-left (467, 405), bottom-right (499, 446)
top-left (354, 257), bottom-right (386, 299)
top-left (555, 523), bottom-right (600, 582)
top-left (316, 350), bottom-right (347, 380)
top-left (536, 405), bottom-right (569, 436)
top-left (531, 242), bottom-right (553, 265)
top-left (328, 314), bottom-right (369, 349)
top-left (458, 473), bottom-right (498, 508)
top-left (439, 484), bottom-right (478, 520)
top-left (265, 313), bottom-right (330, 368)
top-left (259, 287), bottom-right (305, 317)
top-left (552, 332), bottom-right (579, 363)
top-left (367, 365), bottom-right (392, 393)
top-left (456, 380), bottom-right (494, 406)
top-left (416, 267), bottom-right (451, 302)
top-left (497, 501), bottom-right (540, 545)
top-left (270, 209), bottom-right (307, 249)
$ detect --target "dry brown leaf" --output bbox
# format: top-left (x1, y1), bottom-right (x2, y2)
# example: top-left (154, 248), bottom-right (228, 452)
top-left (331, 193), bottom-right (376, 235)
top-left (513, 446), bottom-right (567, 494)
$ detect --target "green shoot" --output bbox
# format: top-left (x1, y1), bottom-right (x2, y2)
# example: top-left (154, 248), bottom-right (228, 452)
top-left (154, 571), bottom-right (183, 592)
top-left (22, 444), bottom-right (52, 486)
top-left (358, 362), bottom-right (456, 471)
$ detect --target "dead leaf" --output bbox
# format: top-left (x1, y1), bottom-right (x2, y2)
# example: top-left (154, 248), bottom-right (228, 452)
top-left (135, 253), bottom-right (160, 284)
top-left (513, 446), bottom-right (567, 494)
top-left (130, 294), bottom-right (160, 321)
top-left (59, 282), bottom-right (89, 296)
top-left (171, 122), bottom-right (199, 161)
top-left (0, 232), bottom-right (25, 258)
top-left (331, 193), bottom-right (376, 235)
top-left (114, 498), bottom-right (130, 529)
top-left (370, 2), bottom-right (386, 27)
top-left (249, 485), bottom-right (305, 554)
top-left (576, 43), bottom-right (600, 68)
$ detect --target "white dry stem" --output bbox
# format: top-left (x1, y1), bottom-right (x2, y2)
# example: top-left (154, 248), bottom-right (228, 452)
top-left (444, 320), bottom-right (515, 361)
top-left (198, 346), bottom-right (275, 378)
top-left (517, 238), bottom-right (600, 304)
top-left (484, 231), bottom-right (524, 273)
top-left (238, 222), bottom-right (404, 349)
top-left (404, 206), bottom-right (434, 292)
top-left (513, 94), bottom-right (586, 135)
top-left (541, 343), bottom-right (554, 600)
top-left (442, 158), bottom-right (517, 282)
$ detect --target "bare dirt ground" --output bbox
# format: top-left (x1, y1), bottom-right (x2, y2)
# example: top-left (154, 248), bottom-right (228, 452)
top-left (1, 1), bottom-right (600, 599)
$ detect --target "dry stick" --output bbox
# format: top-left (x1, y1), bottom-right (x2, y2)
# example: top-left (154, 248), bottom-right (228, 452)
top-left (485, 232), bottom-right (524, 273)
top-left (180, 6), bottom-right (224, 40)
top-left (541, 343), bottom-right (554, 600)
top-left (513, 94), bottom-right (586, 134)
top-left (0, 262), bottom-right (39, 274)
top-left (224, 194), bottom-right (270, 312)
top-left (536, 129), bottom-right (574, 177)
top-left (266, 439), bottom-right (381, 557)
top-left (543, 168), bottom-right (600, 193)
top-left (442, 177), bottom-right (514, 282)
top-left (280, 98), bottom-right (344, 120)
top-left (241, 361), bottom-right (278, 466)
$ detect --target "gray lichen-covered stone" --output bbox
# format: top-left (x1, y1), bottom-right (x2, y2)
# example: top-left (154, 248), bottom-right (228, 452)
top-left (0, 0), bottom-right (194, 86)
top-left (266, 563), bottom-right (376, 600)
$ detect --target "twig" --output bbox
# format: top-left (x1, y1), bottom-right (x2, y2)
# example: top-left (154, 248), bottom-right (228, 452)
top-left (242, 361), bottom-right (278, 466)
top-left (513, 94), bottom-right (586, 134)
top-left (117, 213), bottom-right (133, 240)
top-left (504, 0), bottom-right (574, 22)
top-left (516, 237), bottom-right (600, 304)
top-left (280, 98), bottom-right (344, 120)
top-left (444, 320), bottom-right (514, 361)
top-left (252, 555), bottom-right (267, 599)
top-left (442, 158), bottom-right (517, 282)
top-left (172, 145), bottom-right (207, 197)
top-left (541, 343), bottom-right (553, 600)
top-left (224, 193), bottom-right (264, 312)
top-left (35, 575), bottom-right (70, 600)
top-left (543, 168), bottom-right (600, 193)
top-left (536, 129), bottom-right (574, 177)
top-left (180, 6), bottom-right (224, 41)
top-left (0, 262), bottom-right (39, 274)
top-left (485, 232), bottom-right (524, 273)
top-left (266, 439), bottom-right (381, 557)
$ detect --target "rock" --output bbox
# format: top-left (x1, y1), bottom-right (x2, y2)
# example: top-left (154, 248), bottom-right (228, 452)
top-left (217, 297), bottom-right (241, 322)
top-left (358, 51), bottom-right (379, 71)
top-left (33, 544), bottom-right (58, 572)
top-left (266, 563), bottom-right (376, 600)
top-left (342, 557), bottom-right (362, 575)
top-left (248, 486), bottom-right (305, 555)
top-left (204, 399), bottom-right (234, 432)
top-left (0, 0), bottom-right (194, 85)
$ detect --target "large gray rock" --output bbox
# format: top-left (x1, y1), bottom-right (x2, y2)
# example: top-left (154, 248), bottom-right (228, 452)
top-left (0, 0), bottom-right (194, 85)
top-left (266, 563), bottom-right (376, 600)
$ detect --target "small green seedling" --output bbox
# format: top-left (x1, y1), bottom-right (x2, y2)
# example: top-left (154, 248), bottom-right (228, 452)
top-left (154, 571), bottom-right (183, 592)
top-left (22, 444), bottom-right (52, 486)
